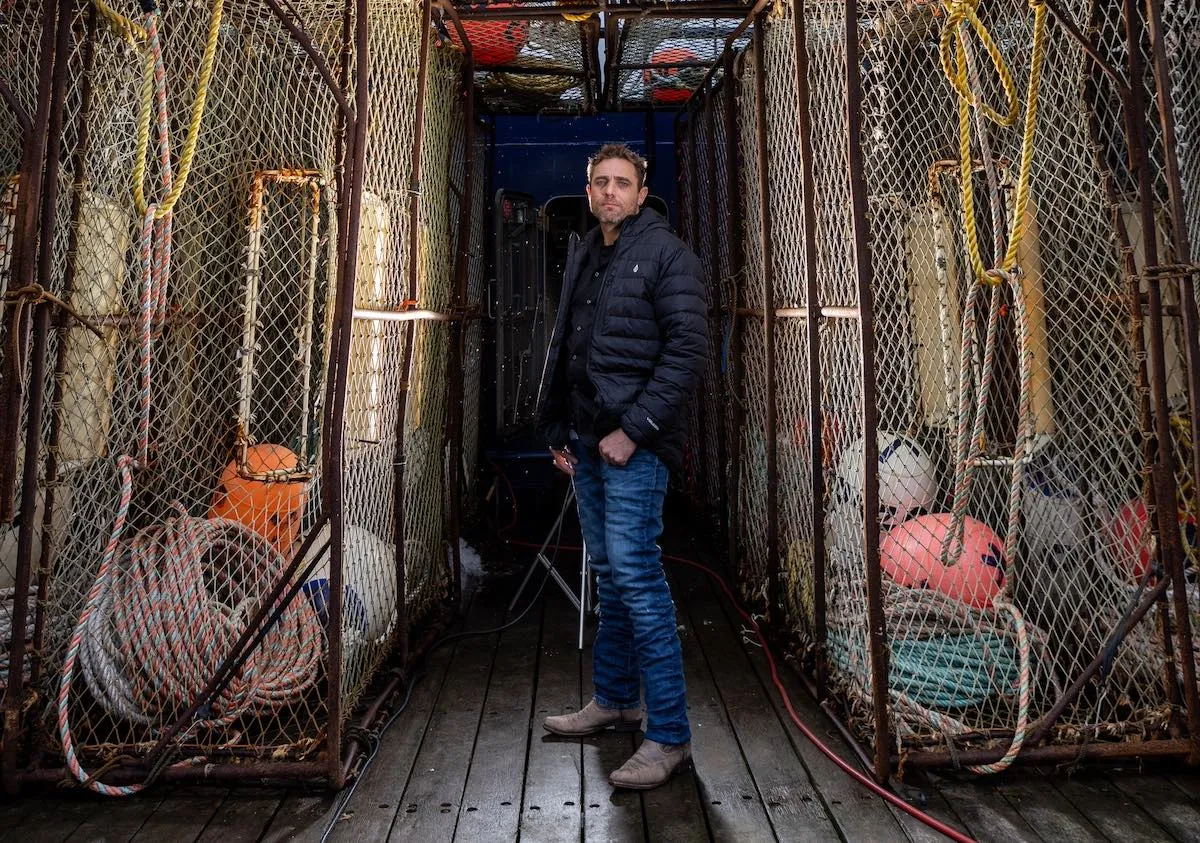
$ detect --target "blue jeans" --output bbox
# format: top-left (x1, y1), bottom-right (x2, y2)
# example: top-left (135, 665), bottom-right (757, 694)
top-left (572, 445), bottom-right (691, 746)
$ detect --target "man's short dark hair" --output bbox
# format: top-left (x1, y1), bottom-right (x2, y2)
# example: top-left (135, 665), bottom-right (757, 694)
top-left (587, 144), bottom-right (648, 189)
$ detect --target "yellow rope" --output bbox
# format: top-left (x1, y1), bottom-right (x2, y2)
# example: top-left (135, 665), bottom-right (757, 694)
top-left (941, 0), bottom-right (1049, 285)
top-left (93, 0), bottom-right (224, 219)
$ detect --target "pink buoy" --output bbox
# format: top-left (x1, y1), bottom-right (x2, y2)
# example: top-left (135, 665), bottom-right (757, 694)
top-left (1108, 497), bottom-right (1199, 583)
top-left (880, 513), bottom-right (1006, 608)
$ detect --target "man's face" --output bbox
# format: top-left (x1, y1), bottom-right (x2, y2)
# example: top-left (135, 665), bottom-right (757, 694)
top-left (586, 157), bottom-right (649, 227)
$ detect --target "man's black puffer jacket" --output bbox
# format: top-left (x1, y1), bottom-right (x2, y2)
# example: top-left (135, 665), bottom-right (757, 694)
top-left (535, 208), bottom-right (709, 473)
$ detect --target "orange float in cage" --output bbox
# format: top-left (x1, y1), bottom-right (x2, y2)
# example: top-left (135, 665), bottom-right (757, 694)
top-left (644, 47), bottom-right (701, 105)
top-left (879, 513), bottom-right (1006, 609)
top-left (1108, 497), bottom-right (1199, 583)
top-left (209, 444), bottom-right (308, 558)
top-left (444, 5), bottom-right (530, 67)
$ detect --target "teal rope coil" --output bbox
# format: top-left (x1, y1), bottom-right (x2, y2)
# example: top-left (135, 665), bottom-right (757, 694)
top-left (828, 629), bottom-right (1021, 710)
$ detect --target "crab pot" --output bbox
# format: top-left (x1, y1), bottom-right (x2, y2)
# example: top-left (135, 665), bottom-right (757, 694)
top-left (675, 0), bottom-right (1200, 776)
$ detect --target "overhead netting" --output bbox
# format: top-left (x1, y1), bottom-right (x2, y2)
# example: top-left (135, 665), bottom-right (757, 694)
top-left (443, 9), bottom-right (596, 113)
top-left (680, 0), bottom-right (1200, 771)
top-left (0, 0), bottom-right (485, 791)
top-left (611, 17), bottom-right (747, 109)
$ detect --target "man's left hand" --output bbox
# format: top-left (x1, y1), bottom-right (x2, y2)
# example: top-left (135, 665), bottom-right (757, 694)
top-left (599, 429), bottom-right (638, 466)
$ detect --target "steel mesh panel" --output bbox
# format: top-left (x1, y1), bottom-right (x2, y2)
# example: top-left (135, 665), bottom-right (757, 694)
top-left (1163, 0), bottom-right (1198, 251)
top-left (341, 3), bottom-right (460, 710)
top-left (25, 0), bottom-right (347, 766)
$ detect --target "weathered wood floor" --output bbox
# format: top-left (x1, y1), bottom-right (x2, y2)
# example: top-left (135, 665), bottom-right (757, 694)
top-left (4, 558), bottom-right (1200, 842)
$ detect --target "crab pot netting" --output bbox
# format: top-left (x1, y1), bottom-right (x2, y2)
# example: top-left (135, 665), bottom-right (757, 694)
top-left (0, 0), bottom-right (482, 773)
top-left (613, 17), bottom-right (747, 110)
top-left (677, 1), bottom-right (1200, 764)
top-left (677, 90), bottom-right (731, 536)
top-left (342, 0), bottom-right (465, 709)
top-left (0, 0), bottom-right (348, 759)
top-left (456, 16), bottom-right (593, 114)
top-left (0, 0), bottom-right (49, 698)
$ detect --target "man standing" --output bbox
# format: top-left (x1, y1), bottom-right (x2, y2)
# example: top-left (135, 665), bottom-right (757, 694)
top-left (534, 144), bottom-right (709, 791)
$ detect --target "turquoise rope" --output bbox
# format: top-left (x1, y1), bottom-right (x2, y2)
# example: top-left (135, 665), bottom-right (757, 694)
top-left (827, 631), bottom-right (1021, 709)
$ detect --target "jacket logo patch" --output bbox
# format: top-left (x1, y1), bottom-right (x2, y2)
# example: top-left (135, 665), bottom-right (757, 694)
top-left (633, 264), bottom-right (639, 273)
top-left (646, 416), bottom-right (660, 431)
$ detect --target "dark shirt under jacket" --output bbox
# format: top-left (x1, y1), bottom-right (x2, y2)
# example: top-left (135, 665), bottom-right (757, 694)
top-left (566, 239), bottom-right (616, 446)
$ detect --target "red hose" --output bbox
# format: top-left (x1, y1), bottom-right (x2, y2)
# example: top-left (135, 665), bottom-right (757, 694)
top-left (499, 532), bottom-right (974, 843)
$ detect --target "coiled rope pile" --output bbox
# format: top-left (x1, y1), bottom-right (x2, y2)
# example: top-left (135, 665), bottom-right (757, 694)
top-left (56, 0), bottom-right (323, 797)
top-left (1, 586), bottom-right (36, 691)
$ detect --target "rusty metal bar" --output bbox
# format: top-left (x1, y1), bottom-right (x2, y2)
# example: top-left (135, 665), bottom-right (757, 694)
top-left (684, 0), bottom-right (769, 115)
top-left (843, 0), bottom-right (889, 783)
top-left (792, 0), bottom-right (827, 698)
top-left (750, 16), bottom-right (780, 621)
top-left (1040, 0), bottom-right (1130, 99)
top-left (737, 306), bottom-right (860, 319)
top-left (1027, 576), bottom-right (1171, 745)
top-left (141, 521), bottom-right (332, 775)
top-left (0, 0), bottom-right (61, 526)
top-left (31, 3), bottom-right (100, 694)
top-left (452, 2), bottom-right (749, 20)
top-left (472, 64), bottom-right (585, 78)
top-left (446, 4), bottom-right (476, 607)
top-left (261, 0), bottom-right (354, 121)
top-left (1078, 16), bottom-right (1185, 718)
top-left (2, 0), bottom-right (71, 796)
top-left (703, 78), bottom-right (729, 545)
top-left (392, 0), bottom-right (436, 670)
top-left (1120, 0), bottom-right (1200, 758)
top-left (21, 760), bottom-right (330, 787)
top-left (897, 738), bottom-right (1194, 770)
top-left (1144, 5), bottom-right (1200, 732)
top-left (322, 0), bottom-right (375, 789)
top-left (0, 76), bottom-right (30, 140)
top-left (723, 48), bottom-right (744, 575)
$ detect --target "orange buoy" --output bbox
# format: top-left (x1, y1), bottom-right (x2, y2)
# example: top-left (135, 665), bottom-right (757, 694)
top-left (444, 5), bottom-right (530, 67)
top-left (209, 444), bottom-right (308, 558)
top-left (644, 47), bottom-right (701, 105)
top-left (880, 513), bottom-right (1006, 608)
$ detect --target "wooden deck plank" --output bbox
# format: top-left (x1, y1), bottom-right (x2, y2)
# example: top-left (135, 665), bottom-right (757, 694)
top-left (322, 642), bottom-right (456, 842)
top-left (129, 786), bottom-right (228, 843)
top-left (580, 625), bottom-right (647, 843)
top-left (519, 592), bottom-right (584, 842)
top-left (453, 601), bottom-right (541, 841)
top-left (6, 794), bottom-right (94, 843)
top-left (1049, 772), bottom-right (1170, 842)
top-left (670, 571), bottom-right (775, 842)
top-left (195, 789), bottom-right (286, 843)
top-left (681, 571), bottom-right (840, 841)
top-left (700, 566), bottom-right (919, 843)
top-left (994, 771), bottom-right (1106, 842)
top-left (1108, 773), bottom-right (1200, 842)
top-left (258, 791), bottom-right (339, 843)
top-left (388, 599), bottom-right (502, 842)
top-left (934, 777), bottom-right (1043, 843)
top-left (64, 792), bottom-right (165, 843)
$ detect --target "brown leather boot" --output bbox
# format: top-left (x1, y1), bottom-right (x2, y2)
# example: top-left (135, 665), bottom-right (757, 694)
top-left (608, 739), bottom-right (692, 790)
top-left (543, 700), bottom-right (643, 737)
